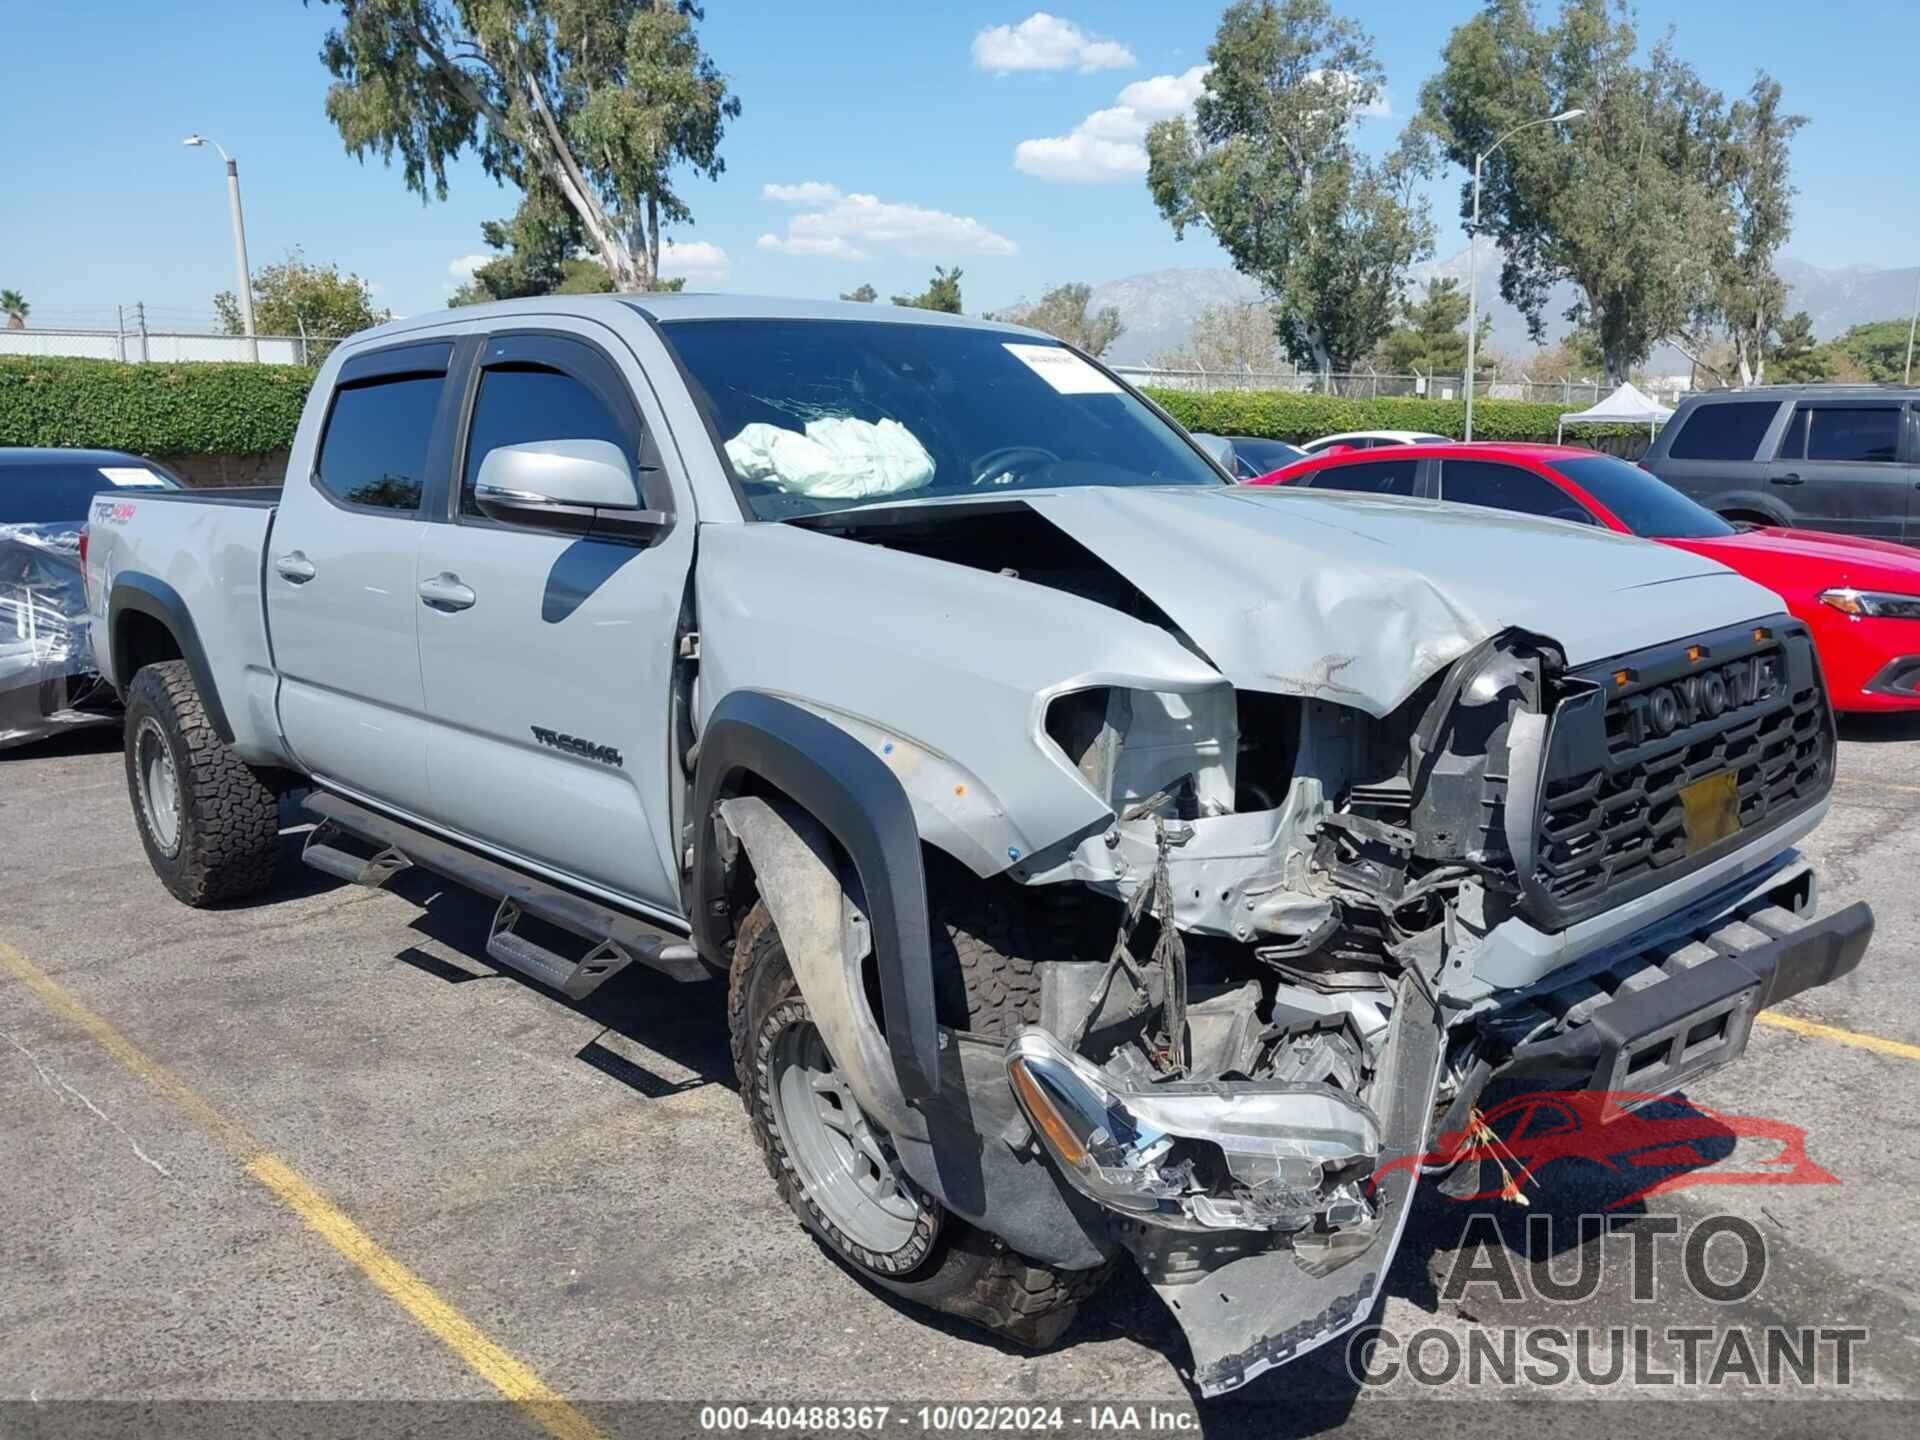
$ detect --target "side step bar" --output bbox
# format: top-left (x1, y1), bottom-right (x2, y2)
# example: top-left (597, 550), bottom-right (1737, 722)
top-left (301, 791), bottom-right (708, 990)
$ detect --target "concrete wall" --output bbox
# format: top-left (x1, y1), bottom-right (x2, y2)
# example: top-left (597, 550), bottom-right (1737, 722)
top-left (0, 329), bottom-right (311, 365)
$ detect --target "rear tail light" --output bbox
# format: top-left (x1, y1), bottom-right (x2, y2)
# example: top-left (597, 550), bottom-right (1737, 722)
top-left (78, 526), bottom-right (90, 605)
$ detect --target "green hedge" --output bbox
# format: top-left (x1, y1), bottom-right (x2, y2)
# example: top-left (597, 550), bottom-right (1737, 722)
top-left (0, 356), bottom-right (316, 456)
top-left (1144, 387), bottom-right (1628, 444)
top-left (0, 355), bottom-right (1624, 460)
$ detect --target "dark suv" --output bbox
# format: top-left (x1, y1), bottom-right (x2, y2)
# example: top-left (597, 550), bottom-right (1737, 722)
top-left (1642, 385), bottom-right (1920, 545)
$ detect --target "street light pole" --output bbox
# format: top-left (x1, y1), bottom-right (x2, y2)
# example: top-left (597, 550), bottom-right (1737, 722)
top-left (1463, 108), bottom-right (1586, 442)
top-left (1904, 264), bottom-right (1920, 386)
top-left (183, 134), bottom-right (258, 363)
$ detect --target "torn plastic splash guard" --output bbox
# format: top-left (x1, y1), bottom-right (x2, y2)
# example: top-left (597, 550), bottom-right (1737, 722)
top-left (1120, 977), bottom-right (1441, 1397)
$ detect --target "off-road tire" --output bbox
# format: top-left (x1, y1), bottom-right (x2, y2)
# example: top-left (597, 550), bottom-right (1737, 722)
top-left (729, 899), bottom-right (1110, 1348)
top-left (124, 661), bottom-right (280, 906)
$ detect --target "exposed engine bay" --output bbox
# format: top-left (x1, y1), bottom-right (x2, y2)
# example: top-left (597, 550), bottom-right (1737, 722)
top-left (1005, 625), bottom-right (1560, 1219)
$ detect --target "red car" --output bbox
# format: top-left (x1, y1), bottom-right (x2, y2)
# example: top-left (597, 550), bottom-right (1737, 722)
top-left (1254, 442), bottom-right (1920, 712)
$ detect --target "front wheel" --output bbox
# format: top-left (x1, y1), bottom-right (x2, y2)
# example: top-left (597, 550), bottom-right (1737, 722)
top-left (124, 660), bottom-right (281, 906)
top-left (729, 900), bottom-right (1106, 1346)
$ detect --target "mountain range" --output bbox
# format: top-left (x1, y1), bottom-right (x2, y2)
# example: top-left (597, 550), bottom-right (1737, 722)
top-left (1089, 251), bottom-right (1920, 375)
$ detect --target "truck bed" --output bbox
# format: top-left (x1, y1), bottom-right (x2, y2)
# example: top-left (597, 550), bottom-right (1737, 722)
top-left (85, 485), bottom-right (289, 766)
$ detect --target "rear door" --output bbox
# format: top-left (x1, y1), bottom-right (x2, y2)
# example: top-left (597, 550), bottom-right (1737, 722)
top-left (1296, 455), bottom-right (1421, 496)
top-left (1767, 399), bottom-right (1908, 541)
top-left (413, 321), bottom-right (695, 914)
top-left (266, 341), bottom-right (457, 816)
top-left (1647, 397), bottom-right (1783, 518)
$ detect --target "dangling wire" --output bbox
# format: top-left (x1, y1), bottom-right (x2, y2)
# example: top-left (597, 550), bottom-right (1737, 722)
top-left (1072, 793), bottom-right (1191, 1073)
top-left (1147, 813), bottom-right (1189, 1073)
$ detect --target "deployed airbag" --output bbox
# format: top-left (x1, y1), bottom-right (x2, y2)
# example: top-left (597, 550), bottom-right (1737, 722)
top-left (724, 417), bottom-right (934, 500)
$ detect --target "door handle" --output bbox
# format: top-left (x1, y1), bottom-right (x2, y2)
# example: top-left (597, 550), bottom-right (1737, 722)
top-left (1771, 472), bottom-right (1804, 486)
top-left (275, 551), bottom-right (317, 583)
top-left (418, 572), bottom-right (477, 612)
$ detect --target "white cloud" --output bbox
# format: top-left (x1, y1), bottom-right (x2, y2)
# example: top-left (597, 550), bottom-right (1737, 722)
top-left (757, 187), bottom-right (1017, 261)
top-left (763, 180), bottom-right (842, 206)
top-left (1013, 64), bottom-right (1389, 183)
top-left (1013, 64), bottom-right (1208, 184)
top-left (448, 252), bottom-right (490, 280)
top-left (659, 238), bottom-right (729, 284)
top-left (972, 13), bottom-right (1134, 74)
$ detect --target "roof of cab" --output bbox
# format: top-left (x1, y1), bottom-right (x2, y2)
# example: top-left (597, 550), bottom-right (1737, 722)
top-left (343, 292), bottom-right (1055, 346)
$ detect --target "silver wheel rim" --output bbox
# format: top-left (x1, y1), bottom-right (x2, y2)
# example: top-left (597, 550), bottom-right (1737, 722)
top-left (135, 717), bottom-right (182, 855)
top-left (768, 1021), bottom-right (925, 1254)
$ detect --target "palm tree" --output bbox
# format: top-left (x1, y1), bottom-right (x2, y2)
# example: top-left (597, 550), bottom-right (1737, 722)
top-left (0, 289), bottom-right (26, 329)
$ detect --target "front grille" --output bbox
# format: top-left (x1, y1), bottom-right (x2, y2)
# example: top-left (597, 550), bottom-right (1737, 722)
top-left (1525, 619), bottom-right (1833, 929)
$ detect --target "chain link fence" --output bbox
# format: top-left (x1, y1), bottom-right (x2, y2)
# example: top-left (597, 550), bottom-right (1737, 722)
top-left (0, 304), bottom-right (350, 366)
top-left (1107, 364), bottom-right (1661, 407)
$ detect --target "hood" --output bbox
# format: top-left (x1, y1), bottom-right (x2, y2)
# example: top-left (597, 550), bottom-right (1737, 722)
top-left (1673, 527), bottom-right (1920, 589)
top-left (1019, 485), bottom-right (1785, 716)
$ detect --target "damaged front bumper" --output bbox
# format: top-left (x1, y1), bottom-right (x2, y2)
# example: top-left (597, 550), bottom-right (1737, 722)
top-left (1007, 976), bottom-right (1446, 1397)
top-left (999, 869), bottom-right (1871, 1398)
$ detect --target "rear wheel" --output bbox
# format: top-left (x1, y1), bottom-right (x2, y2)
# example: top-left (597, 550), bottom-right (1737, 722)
top-left (124, 661), bottom-right (281, 906)
top-left (730, 891), bottom-right (1109, 1346)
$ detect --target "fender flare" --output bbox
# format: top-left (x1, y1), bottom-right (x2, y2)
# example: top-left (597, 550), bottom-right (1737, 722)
top-left (690, 689), bottom-right (940, 1102)
top-left (108, 572), bottom-right (233, 742)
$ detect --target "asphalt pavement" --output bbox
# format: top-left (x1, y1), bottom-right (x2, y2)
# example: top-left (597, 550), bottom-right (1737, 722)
top-left (4, 713), bottom-right (1919, 1438)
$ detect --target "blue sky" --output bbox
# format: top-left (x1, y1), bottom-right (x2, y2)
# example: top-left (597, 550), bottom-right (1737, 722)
top-left (3, 2), bottom-right (1913, 330)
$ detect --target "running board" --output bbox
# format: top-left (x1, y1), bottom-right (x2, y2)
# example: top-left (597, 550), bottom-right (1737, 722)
top-left (301, 791), bottom-right (707, 988)
top-left (302, 821), bottom-right (413, 888)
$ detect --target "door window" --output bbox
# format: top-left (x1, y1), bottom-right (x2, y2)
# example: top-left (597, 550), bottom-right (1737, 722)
top-left (1800, 406), bottom-right (1901, 463)
top-left (1302, 457), bottom-right (1418, 495)
top-left (461, 362), bottom-right (636, 517)
top-left (1439, 460), bottom-right (1595, 524)
top-left (314, 373), bottom-right (446, 512)
top-left (1665, 401), bottom-right (1779, 461)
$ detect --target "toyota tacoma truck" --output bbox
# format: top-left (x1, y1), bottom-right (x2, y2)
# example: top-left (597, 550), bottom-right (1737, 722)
top-left (86, 296), bottom-right (1871, 1395)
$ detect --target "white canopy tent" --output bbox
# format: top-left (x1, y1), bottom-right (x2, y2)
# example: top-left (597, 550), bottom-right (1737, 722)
top-left (1556, 381), bottom-right (1674, 443)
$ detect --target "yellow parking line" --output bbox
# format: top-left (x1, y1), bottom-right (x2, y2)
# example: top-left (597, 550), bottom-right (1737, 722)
top-left (0, 940), bottom-right (603, 1440)
top-left (1757, 1008), bottom-right (1920, 1061)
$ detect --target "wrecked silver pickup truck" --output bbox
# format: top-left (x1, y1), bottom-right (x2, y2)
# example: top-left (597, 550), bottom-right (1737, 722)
top-left (87, 296), bottom-right (1870, 1394)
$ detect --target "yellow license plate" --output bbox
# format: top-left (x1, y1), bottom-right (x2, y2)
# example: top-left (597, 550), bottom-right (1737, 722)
top-left (1680, 771), bottom-right (1741, 854)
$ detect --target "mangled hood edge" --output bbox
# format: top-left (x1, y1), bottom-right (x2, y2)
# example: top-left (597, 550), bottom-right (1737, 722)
top-left (1021, 486), bottom-right (1787, 716)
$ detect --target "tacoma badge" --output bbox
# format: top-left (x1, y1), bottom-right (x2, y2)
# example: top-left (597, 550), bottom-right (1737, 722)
top-left (530, 726), bottom-right (623, 767)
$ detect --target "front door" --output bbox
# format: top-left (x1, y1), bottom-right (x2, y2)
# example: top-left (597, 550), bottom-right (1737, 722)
top-left (266, 341), bottom-right (458, 817)
top-left (414, 324), bottom-right (695, 915)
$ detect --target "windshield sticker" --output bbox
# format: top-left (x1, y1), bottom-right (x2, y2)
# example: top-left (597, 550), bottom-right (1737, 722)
top-left (1003, 343), bottom-right (1122, 396)
top-left (99, 467), bottom-right (169, 488)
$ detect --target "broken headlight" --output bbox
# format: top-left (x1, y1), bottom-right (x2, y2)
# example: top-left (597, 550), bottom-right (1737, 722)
top-left (1005, 1028), bottom-right (1381, 1232)
top-left (1042, 683), bottom-right (1239, 815)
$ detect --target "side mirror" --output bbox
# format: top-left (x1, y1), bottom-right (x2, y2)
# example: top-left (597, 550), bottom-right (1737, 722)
top-left (474, 439), bottom-right (670, 540)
